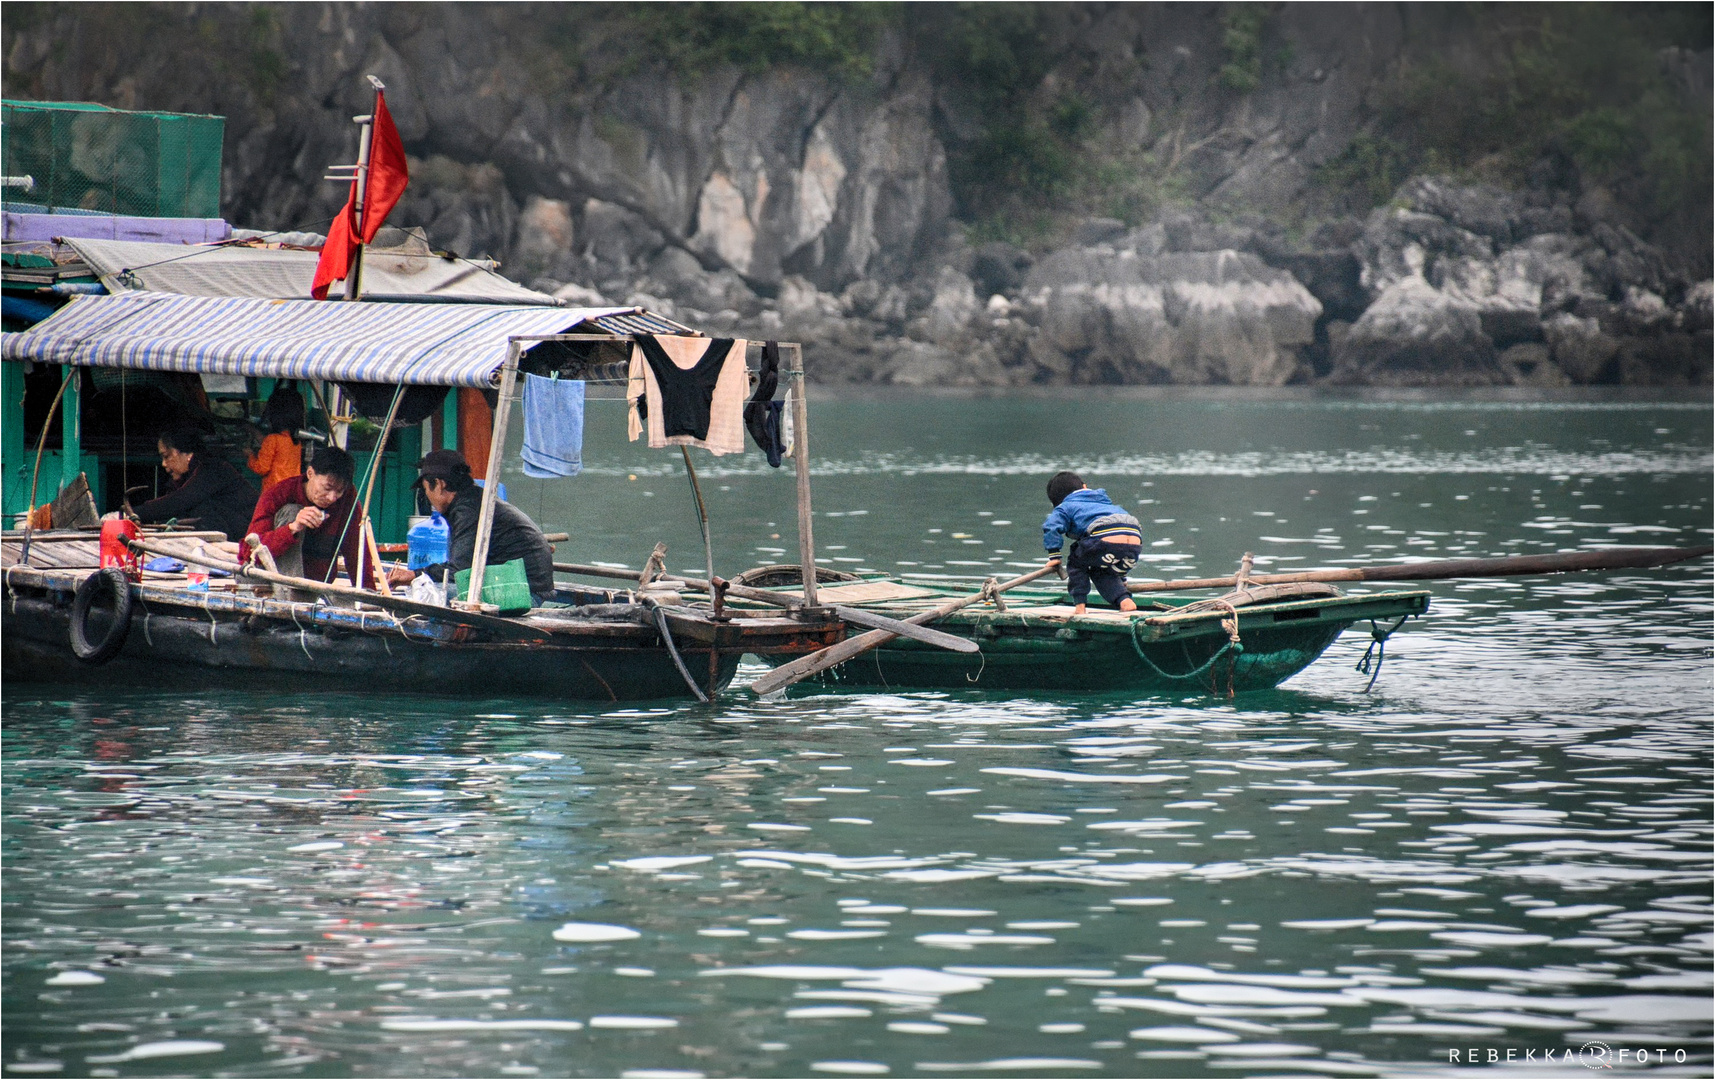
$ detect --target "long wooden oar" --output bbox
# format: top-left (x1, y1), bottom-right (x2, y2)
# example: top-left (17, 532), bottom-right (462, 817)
top-left (132, 539), bottom-right (548, 642)
top-left (551, 561), bottom-right (976, 654)
top-left (1128, 545), bottom-right (1713, 593)
top-left (749, 565), bottom-right (1058, 696)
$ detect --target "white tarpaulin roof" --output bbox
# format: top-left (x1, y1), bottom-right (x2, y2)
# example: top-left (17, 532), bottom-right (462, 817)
top-left (64, 237), bottom-right (559, 305)
top-left (0, 292), bottom-right (631, 387)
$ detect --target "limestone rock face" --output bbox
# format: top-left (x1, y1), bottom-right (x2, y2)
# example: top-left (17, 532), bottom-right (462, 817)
top-left (1340, 179), bottom-right (1710, 386)
top-left (5, 5), bottom-right (1706, 388)
top-left (1331, 276), bottom-right (1503, 386)
top-left (1543, 313), bottom-right (1621, 384)
top-left (510, 196), bottom-right (576, 284)
top-left (1025, 245), bottom-right (1321, 385)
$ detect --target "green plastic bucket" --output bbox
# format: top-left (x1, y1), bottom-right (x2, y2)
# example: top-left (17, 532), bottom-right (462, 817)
top-left (454, 559), bottom-right (533, 615)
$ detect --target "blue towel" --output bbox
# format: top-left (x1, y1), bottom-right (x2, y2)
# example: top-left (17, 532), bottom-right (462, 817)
top-left (521, 374), bottom-right (585, 478)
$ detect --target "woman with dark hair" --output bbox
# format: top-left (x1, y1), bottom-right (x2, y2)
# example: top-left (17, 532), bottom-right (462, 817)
top-left (130, 426), bottom-right (258, 541)
top-left (244, 445), bottom-right (375, 587)
top-left (247, 384), bottom-right (305, 491)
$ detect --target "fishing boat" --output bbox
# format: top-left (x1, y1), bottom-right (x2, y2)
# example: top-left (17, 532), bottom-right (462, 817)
top-left (749, 577), bottom-right (1426, 695)
top-left (684, 568), bottom-right (1422, 696)
top-left (726, 545), bottom-right (1710, 697)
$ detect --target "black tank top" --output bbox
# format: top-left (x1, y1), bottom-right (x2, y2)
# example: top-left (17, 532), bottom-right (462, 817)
top-left (635, 335), bottom-right (735, 440)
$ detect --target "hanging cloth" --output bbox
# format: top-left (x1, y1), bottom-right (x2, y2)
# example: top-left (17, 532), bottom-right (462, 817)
top-left (521, 374), bottom-right (585, 478)
top-left (627, 334), bottom-right (747, 455)
top-left (744, 340), bottom-right (787, 468)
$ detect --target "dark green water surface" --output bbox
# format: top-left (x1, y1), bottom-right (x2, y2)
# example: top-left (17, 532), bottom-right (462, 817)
top-left (4, 392), bottom-right (1711, 1078)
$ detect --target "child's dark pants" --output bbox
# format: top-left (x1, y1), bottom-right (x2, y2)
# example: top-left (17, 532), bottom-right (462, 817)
top-left (1066, 536), bottom-right (1139, 606)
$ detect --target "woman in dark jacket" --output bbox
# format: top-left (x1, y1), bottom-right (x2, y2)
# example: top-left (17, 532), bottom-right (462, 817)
top-left (131, 426), bottom-right (257, 541)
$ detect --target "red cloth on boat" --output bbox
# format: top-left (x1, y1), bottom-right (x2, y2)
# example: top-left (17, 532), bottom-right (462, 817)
top-left (245, 476), bottom-right (375, 588)
top-left (312, 91), bottom-right (410, 300)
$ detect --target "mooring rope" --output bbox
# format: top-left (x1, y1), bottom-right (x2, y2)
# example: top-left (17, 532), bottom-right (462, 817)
top-left (1129, 604), bottom-right (1245, 697)
top-left (652, 605), bottom-right (710, 704)
top-left (1356, 615), bottom-right (1411, 692)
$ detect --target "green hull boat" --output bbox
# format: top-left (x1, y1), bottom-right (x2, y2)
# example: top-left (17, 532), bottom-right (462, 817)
top-left (751, 577), bottom-right (1431, 695)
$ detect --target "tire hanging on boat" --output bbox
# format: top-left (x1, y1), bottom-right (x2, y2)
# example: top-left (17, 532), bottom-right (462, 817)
top-left (69, 568), bottom-right (135, 664)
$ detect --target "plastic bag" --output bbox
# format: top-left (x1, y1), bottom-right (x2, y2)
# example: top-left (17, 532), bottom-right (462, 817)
top-left (405, 573), bottom-right (448, 607)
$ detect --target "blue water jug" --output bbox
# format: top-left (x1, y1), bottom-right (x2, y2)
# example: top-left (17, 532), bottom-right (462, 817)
top-left (407, 512), bottom-right (450, 570)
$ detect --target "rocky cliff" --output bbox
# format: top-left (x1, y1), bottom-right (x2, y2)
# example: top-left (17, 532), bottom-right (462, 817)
top-left (5, 3), bottom-right (1709, 387)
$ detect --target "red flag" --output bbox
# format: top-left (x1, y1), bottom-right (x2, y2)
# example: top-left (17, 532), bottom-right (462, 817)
top-left (312, 90), bottom-right (410, 299)
top-left (311, 198), bottom-right (356, 300)
top-left (359, 93), bottom-right (408, 244)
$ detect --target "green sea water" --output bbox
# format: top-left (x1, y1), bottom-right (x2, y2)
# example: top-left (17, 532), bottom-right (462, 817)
top-left (4, 391), bottom-right (1711, 1078)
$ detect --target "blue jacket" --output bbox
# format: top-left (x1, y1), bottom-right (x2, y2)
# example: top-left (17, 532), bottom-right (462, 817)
top-left (1041, 488), bottom-right (1140, 553)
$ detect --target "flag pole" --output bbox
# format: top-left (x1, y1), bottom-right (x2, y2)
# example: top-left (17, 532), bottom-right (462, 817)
top-left (347, 75), bottom-right (385, 302)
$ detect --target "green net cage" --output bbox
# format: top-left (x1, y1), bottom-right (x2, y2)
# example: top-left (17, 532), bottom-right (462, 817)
top-left (1, 100), bottom-right (224, 218)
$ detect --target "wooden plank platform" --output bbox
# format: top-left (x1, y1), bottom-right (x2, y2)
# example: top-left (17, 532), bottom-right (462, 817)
top-left (785, 581), bottom-right (942, 604)
top-left (2, 540), bottom-right (100, 569)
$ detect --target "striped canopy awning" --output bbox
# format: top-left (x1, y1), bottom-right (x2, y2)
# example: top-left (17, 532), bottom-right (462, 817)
top-left (0, 292), bottom-right (642, 387)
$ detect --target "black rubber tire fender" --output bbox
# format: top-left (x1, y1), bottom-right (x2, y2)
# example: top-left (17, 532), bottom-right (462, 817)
top-left (70, 567), bottom-right (135, 664)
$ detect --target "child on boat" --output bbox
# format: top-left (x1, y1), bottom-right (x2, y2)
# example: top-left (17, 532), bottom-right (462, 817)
top-left (248, 384), bottom-right (305, 492)
top-left (1041, 471), bottom-right (1141, 616)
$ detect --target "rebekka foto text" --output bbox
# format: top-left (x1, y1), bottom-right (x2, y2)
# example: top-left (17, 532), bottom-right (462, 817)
top-left (1448, 1044), bottom-right (1689, 1067)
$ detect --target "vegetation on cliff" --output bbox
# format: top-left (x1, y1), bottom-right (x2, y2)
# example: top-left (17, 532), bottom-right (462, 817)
top-left (576, 2), bottom-right (1710, 259)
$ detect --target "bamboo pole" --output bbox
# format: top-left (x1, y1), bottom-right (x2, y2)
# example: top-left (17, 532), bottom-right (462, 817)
top-left (462, 341), bottom-right (521, 609)
top-left (1129, 546), bottom-right (1714, 593)
top-left (363, 519), bottom-right (392, 597)
top-left (339, 382), bottom-right (406, 588)
top-left (130, 538), bottom-right (544, 640)
top-left (17, 368), bottom-right (77, 565)
top-left (786, 343), bottom-right (818, 607)
top-left (680, 446), bottom-right (718, 614)
top-left (346, 77), bottom-right (382, 301)
top-left (549, 561), bottom-right (975, 652)
top-left (749, 565), bottom-right (1059, 696)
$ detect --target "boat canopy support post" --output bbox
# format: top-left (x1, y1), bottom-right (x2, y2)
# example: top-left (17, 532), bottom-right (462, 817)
top-left (18, 367), bottom-right (77, 564)
top-left (679, 446), bottom-right (720, 616)
top-left (59, 365), bottom-right (82, 499)
top-left (462, 340), bottom-right (521, 609)
top-left (787, 343), bottom-right (818, 607)
top-left (345, 382), bottom-right (406, 589)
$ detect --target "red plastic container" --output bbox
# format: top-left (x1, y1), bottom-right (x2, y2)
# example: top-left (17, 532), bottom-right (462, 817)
top-left (100, 519), bottom-right (141, 579)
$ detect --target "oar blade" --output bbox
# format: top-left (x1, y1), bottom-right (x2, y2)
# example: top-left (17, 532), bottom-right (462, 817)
top-left (833, 605), bottom-right (979, 652)
top-left (748, 565), bottom-right (1057, 696)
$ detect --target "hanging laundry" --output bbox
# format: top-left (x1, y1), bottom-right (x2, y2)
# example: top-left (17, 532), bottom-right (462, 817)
top-left (627, 334), bottom-right (747, 455)
top-left (744, 340), bottom-right (788, 468)
top-left (521, 374), bottom-right (585, 478)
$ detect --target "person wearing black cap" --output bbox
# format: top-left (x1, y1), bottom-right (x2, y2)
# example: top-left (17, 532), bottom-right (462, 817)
top-left (385, 449), bottom-right (556, 605)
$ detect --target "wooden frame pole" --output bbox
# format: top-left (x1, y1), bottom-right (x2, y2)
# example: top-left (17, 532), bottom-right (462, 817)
top-left (462, 340), bottom-right (520, 608)
top-left (787, 343), bottom-right (818, 607)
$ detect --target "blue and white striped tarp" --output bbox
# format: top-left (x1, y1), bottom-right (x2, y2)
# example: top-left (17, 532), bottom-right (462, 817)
top-left (0, 292), bottom-right (636, 387)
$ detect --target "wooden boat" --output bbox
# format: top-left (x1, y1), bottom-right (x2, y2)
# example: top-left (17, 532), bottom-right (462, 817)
top-left (3, 536), bottom-right (843, 700)
top-left (2, 286), bottom-right (845, 703)
top-left (740, 574), bottom-right (1430, 695)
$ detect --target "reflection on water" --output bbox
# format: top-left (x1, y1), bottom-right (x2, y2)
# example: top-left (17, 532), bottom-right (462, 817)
top-left (4, 395), bottom-right (1710, 1077)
